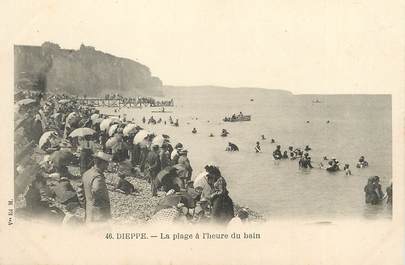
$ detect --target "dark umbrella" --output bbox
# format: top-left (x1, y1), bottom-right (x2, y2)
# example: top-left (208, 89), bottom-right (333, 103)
top-left (157, 166), bottom-right (178, 183)
top-left (50, 150), bottom-right (74, 168)
top-left (156, 166), bottom-right (184, 192)
top-left (154, 192), bottom-right (195, 214)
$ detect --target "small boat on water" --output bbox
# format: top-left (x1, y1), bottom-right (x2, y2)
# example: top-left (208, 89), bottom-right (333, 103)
top-left (223, 115), bottom-right (251, 122)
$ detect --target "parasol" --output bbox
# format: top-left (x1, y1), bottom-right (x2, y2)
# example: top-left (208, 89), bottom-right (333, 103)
top-left (133, 130), bottom-right (150, 144)
top-left (69, 127), bottom-right (96, 138)
top-left (108, 124), bottom-right (119, 137)
top-left (38, 131), bottom-right (58, 149)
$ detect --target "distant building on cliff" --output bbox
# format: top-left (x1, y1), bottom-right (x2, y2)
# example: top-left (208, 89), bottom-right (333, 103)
top-left (14, 42), bottom-right (163, 96)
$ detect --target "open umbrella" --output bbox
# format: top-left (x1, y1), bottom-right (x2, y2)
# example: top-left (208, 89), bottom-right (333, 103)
top-left (108, 124), bottom-right (119, 137)
top-left (38, 131), bottom-right (58, 149)
top-left (92, 118), bottom-right (103, 124)
top-left (105, 137), bottom-right (119, 149)
top-left (66, 112), bottom-right (79, 125)
top-left (193, 171), bottom-right (209, 189)
top-left (100, 118), bottom-right (120, 132)
top-left (17, 98), bottom-right (37, 106)
top-left (133, 130), bottom-right (150, 144)
top-left (69, 127), bottom-right (96, 138)
top-left (50, 149), bottom-right (74, 168)
top-left (90, 113), bottom-right (99, 121)
top-left (157, 166), bottom-right (178, 183)
top-left (123, 123), bottom-right (141, 136)
top-left (156, 166), bottom-right (184, 192)
top-left (152, 135), bottom-right (166, 147)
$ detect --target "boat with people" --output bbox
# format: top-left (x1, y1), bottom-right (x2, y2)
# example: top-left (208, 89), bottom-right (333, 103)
top-left (223, 112), bottom-right (251, 122)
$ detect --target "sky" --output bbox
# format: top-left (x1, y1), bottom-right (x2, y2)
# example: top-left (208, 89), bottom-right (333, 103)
top-left (2, 0), bottom-right (404, 94)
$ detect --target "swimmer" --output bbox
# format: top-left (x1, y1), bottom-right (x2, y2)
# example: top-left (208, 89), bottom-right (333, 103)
top-left (356, 156), bottom-right (369, 168)
top-left (273, 145), bottom-right (282, 160)
top-left (192, 128), bottom-right (197, 134)
top-left (344, 164), bottom-right (352, 176)
top-left (261, 135), bottom-right (266, 140)
top-left (255, 142), bottom-right (261, 153)
top-left (226, 142), bottom-right (239, 152)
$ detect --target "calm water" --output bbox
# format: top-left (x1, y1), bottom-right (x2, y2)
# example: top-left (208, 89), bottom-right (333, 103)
top-left (103, 88), bottom-right (392, 220)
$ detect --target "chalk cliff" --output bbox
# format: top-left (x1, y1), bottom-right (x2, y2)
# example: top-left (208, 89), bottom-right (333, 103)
top-left (14, 42), bottom-right (163, 96)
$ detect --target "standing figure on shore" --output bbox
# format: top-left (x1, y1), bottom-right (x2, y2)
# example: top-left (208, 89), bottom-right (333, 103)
top-left (170, 143), bottom-right (183, 165)
top-left (206, 166), bottom-right (234, 225)
top-left (82, 151), bottom-right (112, 223)
top-left (78, 135), bottom-right (94, 175)
top-left (178, 149), bottom-right (193, 183)
top-left (160, 143), bottom-right (171, 169)
top-left (144, 145), bottom-right (161, 196)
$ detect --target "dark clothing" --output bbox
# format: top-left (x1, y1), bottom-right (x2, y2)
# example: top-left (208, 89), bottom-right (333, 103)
top-left (25, 185), bottom-right (48, 213)
top-left (116, 178), bottom-right (135, 194)
top-left (112, 142), bottom-right (129, 163)
top-left (211, 194), bottom-right (234, 224)
top-left (139, 148), bottom-right (149, 172)
top-left (228, 143), bottom-right (239, 151)
top-left (386, 185), bottom-right (392, 204)
top-left (130, 143), bottom-right (141, 167)
top-left (273, 149), bottom-right (282, 160)
top-left (52, 178), bottom-right (79, 204)
top-left (299, 158), bottom-right (313, 169)
top-left (144, 150), bottom-right (161, 196)
top-left (160, 150), bottom-right (171, 170)
top-left (80, 148), bottom-right (93, 175)
top-left (82, 166), bottom-right (111, 223)
top-left (364, 183), bottom-right (380, 205)
top-left (31, 119), bottom-right (43, 143)
top-left (178, 155), bottom-right (193, 181)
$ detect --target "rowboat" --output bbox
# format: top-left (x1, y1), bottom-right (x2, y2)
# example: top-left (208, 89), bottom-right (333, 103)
top-left (223, 115), bottom-right (251, 122)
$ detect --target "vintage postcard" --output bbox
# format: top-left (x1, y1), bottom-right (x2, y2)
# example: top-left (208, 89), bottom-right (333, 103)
top-left (0, 1), bottom-right (404, 264)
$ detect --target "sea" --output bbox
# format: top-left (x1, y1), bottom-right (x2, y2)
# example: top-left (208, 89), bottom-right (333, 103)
top-left (101, 87), bottom-right (392, 221)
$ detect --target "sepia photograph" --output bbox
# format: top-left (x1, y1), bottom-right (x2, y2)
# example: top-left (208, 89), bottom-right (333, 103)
top-left (1, 1), bottom-right (404, 264)
top-left (13, 42), bottom-right (393, 225)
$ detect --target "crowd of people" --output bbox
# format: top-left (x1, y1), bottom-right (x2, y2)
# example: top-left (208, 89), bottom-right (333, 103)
top-left (104, 94), bottom-right (174, 107)
top-left (14, 91), bottom-right (250, 226)
top-left (140, 115), bottom-right (179, 126)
